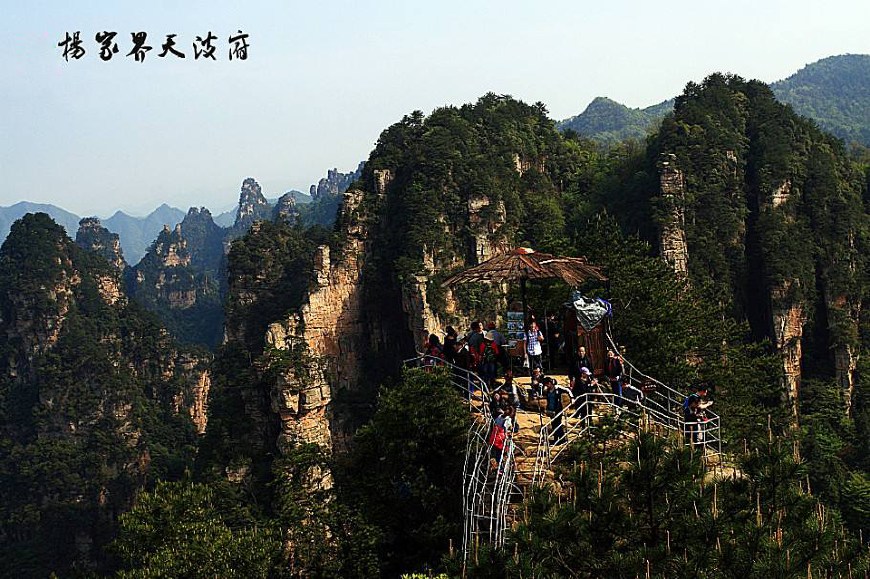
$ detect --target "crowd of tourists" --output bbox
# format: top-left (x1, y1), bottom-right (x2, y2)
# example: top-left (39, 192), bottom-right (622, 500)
top-left (421, 318), bottom-right (713, 455)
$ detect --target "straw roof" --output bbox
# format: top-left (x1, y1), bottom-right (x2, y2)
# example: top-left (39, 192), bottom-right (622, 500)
top-left (441, 247), bottom-right (607, 287)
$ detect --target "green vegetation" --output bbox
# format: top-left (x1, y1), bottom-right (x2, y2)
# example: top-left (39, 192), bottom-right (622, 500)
top-left (3, 75), bottom-right (870, 577)
top-left (558, 96), bottom-right (673, 145)
top-left (338, 368), bottom-right (469, 575)
top-left (772, 54), bottom-right (870, 147)
top-left (113, 481), bottom-right (283, 578)
top-left (0, 213), bottom-right (202, 577)
top-left (454, 430), bottom-right (869, 577)
top-left (116, 368), bottom-right (465, 578)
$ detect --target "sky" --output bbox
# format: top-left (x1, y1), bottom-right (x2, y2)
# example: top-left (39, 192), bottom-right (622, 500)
top-left (1, 0), bottom-right (868, 217)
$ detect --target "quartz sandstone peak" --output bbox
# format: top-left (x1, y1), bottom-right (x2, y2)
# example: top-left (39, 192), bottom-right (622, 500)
top-left (235, 177), bottom-right (271, 228)
top-left (75, 217), bottom-right (127, 272)
top-left (273, 193), bottom-right (299, 224)
top-left (657, 154), bottom-right (689, 278)
top-left (310, 163), bottom-right (364, 201)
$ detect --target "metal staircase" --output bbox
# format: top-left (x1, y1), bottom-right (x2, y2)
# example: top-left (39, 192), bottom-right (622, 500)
top-left (404, 335), bottom-right (722, 564)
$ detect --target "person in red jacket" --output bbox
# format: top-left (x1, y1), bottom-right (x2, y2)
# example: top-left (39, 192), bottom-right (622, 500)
top-left (477, 331), bottom-right (501, 387)
top-left (423, 333), bottom-right (445, 368)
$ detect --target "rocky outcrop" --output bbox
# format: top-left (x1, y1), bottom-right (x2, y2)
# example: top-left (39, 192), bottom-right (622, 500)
top-left (825, 291), bottom-right (861, 417)
top-left (179, 207), bottom-right (224, 272)
top-left (273, 193), bottom-right (299, 225)
top-left (310, 163), bottom-right (364, 201)
top-left (96, 274), bottom-right (125, 306)
top-left (657, 154), bottom-right (689, 277)
top-left (373, 168), bottom-right (392, 197)
top-left (264, 327), bottom-right (333, 454)
top-left (170, 353), bottom-right (211, 434)
top-left (130, 225), bottom-right (195, 307)
top-left (467, 195), bottom-right (509, 264)
top-left (128, 221), bottom-right (225, 346)
top-left (258, 188), bottom-right (375, 455)
top-left (771, 280), bottom-right (806, 418)
top-left (149, 224), bottom-right (191, 267)
top-left (235, 178), bottom-right (272, 229)
top-left (771, 179), bottom-right (792, 209)
top-left (75, 217), bottom-right (126, 271)
top-left (282, 192), bottom-right (367, 390)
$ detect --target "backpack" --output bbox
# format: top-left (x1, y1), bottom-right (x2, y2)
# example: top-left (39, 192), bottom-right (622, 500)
top-left (482, 343), bottom-right (498, 365)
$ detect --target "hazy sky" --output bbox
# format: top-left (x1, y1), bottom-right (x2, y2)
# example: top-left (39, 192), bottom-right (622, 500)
top-left (1, 0), bottom-right (868, 216)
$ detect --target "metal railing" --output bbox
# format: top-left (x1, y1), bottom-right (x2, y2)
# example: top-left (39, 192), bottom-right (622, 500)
top-left (403, 354), bottom-right (492, 417)
top-left (529, 332), bottom-right (723, 483)
top-left (404, 355), bottom-right (515, 558)
top-left (404, 337), bottom-right (724, 563)
top-left (604, 331), bottom-right (723, 460)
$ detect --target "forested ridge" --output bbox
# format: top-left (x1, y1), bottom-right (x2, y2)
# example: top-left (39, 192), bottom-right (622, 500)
top-left (559, 54), bottom-right (870, 149)
top-left (1, 72), bottom-right (869, 577)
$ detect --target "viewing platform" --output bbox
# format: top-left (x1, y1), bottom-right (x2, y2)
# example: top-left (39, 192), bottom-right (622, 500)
top-left (405, 337), bottom-right (723, 563)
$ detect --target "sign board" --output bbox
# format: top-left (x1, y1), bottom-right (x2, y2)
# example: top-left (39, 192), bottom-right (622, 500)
top-left (506, 310), bottom-right (525, 342)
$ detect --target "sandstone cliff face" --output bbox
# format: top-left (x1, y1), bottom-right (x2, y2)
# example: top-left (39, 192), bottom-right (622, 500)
top-left (273, 193), bottom-right (299, 225)
top-left (75, 217), bottom-right (126, 272)
top-left (263, 190), bottom-right (369, 454)
top-left (657, 154), bottom-right (689, 278)
top-left (263, 157), bottom-right (516, 455)
top-left (825, 291), bottom-right (861, 417)
top-left (467, 194), bottom-right (509, 264)
top-left (235, 178), bottom-right (272, 229)
top-left (171, 353), bottom-right (211, 434)
top-left (96, 274), bottom-right (125, 306)
top-left (264, 325), bottom-right (333, 454)
top-left (771, 280), bottom-right (806, 418)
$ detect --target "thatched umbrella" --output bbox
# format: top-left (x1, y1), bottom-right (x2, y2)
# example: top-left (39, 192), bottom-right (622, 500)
top-left (441, 247), bottom-right (608, 325)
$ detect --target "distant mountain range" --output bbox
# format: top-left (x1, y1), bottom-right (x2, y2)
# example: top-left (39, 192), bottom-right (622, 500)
top-left (0, 202), bottom-right (83, 244)
top-left (0, 178), bottom-right (330, 263)
top-left (772, 54), bottom-right (870, 146)
top-left (103, 204), bottom-right (187, 260)
top-left (558, 97), bottom-right (673, 145)
top-left (0, 202), bottom-right (187, 263)
top-left (559, 54), bottom-right (870, 147)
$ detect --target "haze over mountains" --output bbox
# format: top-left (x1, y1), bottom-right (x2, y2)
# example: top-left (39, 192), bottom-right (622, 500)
top-left (3, 55), bottom-right (865, 263)
top-left (2, 53), bottom-right (870, 576)
top-left (0, 174), bottom-right (329, 262)
top-left (559, 54), bottom-right (870, 146)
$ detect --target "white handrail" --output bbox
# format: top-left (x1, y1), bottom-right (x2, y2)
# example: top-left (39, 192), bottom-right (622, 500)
top-left (405, 335), bottom-right (726, 565)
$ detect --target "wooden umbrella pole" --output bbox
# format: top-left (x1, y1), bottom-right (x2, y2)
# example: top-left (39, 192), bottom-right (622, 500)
top-left (520, 276), bottom-right (530, 377)
top-left (521, 277), bottom-right (528, 328)
top-left (544, 307), bottom-right (551, 372)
